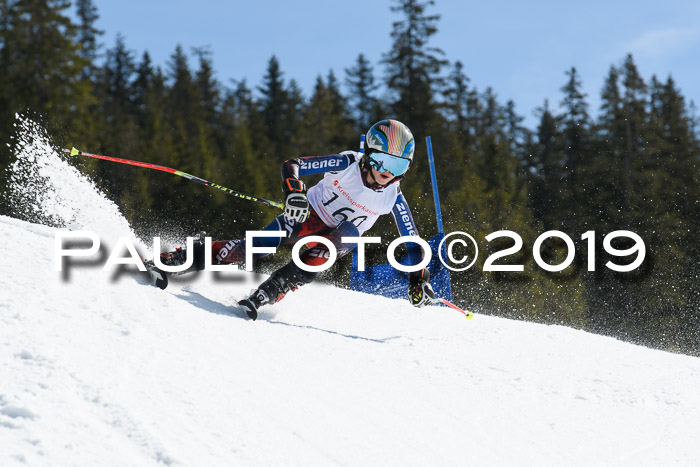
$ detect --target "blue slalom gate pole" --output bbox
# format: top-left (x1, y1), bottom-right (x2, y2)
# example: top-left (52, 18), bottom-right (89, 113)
top-left (425, 136), bottom-right (452, 301)
top-left (426, 136), bottom-right (444, 235)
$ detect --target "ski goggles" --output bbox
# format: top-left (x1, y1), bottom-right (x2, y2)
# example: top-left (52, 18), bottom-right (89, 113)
top-left (367, 151), bottom-right (411, 177)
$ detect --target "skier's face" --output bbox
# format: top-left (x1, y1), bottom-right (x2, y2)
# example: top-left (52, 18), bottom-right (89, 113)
top-left (369, 166), bottom-right (395, 186)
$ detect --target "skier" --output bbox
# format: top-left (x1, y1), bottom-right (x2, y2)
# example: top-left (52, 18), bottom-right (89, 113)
top-left (160, 119), bottom-right (434, 320)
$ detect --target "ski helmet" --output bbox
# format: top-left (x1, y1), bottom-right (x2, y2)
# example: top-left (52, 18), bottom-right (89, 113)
top-left (362, 119), bottom-right (415, 188)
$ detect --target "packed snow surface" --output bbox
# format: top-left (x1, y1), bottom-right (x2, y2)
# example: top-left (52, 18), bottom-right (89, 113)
top-left (2, 117), bottom-right (700, 466)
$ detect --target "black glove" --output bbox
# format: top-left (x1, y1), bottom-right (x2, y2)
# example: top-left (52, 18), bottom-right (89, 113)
top-left (408, 268), bottom-right (434, 307)
top-left (283, 177), bottom-right (309, 223)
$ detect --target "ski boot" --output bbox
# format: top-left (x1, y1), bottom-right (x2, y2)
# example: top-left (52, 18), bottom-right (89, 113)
top-left (146, 232), bottom-right (207, 289)
top-left (158, 231), bottom-right (207, 275)
top-left (238, 262), bottom-right (316, 320)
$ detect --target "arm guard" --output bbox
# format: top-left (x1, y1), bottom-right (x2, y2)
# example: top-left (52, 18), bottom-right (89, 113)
top-left (281, 153), bottom-right (354, 186)
top-left (391, 192), bottom-right (424, 266)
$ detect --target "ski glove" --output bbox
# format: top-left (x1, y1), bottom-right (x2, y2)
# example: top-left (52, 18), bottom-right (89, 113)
top-left (408, 268), bottom-right (435, 307)
top-left (283, 177), bottom-right (310, 224)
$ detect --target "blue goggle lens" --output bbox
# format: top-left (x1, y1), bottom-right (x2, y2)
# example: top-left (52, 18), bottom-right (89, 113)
top-left (368, 151), bottom-right (411, 176)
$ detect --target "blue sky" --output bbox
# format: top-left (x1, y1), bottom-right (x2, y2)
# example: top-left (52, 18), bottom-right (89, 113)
top-left (84, 0), bottom-right (700, 129)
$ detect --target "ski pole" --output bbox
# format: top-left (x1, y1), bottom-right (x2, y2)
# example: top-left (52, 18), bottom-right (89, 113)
top-left (431, 297), bottom-right (474, 320)
top-left (66, 148), bottom-right (284, 209)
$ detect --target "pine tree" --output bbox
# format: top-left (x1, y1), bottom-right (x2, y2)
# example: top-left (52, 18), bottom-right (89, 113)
top-left (325, 70), bottom-right (355, 148)
top-left (595, 65), bottom-right (626, 227)
top-left (284, 78), bottom-right (304, 156)
top-left (443, 61), bottom-right (481, 150)
top-left (504, 99), bottom-right (530, 179)
top-left (296, 73), bottom-right (353, 156)
top-left (380, 0), bottom-right (450, 230)
top-left (193, 47), bottom-right (221, 138)
top-left (99, 34), bottom-right (136, 147)
top-left (191, 46), bottom-right (223, 193)
top-left (382, 0), bottom-right (447, 138)
top-left (168, 44), bottom-right (198, 127)
top-left (258, 55), bottom-right (290, 157)
top-left (127, 52), bottom-right (172, 232)
top-left (559, 66), bottom-right (591, 231)
top-left (0, 0), bottom-right (18, 195)
top-left (345, 53), bottom-right (380, 129)
top-left (528, 100), bottom-right (563, 229)
top-left (75, 0), bottom-right (102, 82)
top-left (69, 0), bottom-right (102, 149)
top-left (92, 34), bottom-right (138, 204)
top-left (219, 80), bottom-right (273, 230)
top-left (132, 51), bottom-right (154, 124)
top-left (163, 45), bottom-right (211, 230)
top-left (620, 54), bottom-right (647, 212)
top-left (439, 60), bottom-right (478, 195)
top-left (0, 0), bottom-right (93, 200)
top-left (167, 44), bottom-right (208, 172)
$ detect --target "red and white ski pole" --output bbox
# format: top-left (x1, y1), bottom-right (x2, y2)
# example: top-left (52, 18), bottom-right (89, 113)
top-left (431, 297), bottom-right (474, 320)
top-left (65, 148), bottom-right (285, 209)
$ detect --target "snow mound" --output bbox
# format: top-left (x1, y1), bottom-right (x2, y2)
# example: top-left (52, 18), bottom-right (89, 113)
top-left (5, 115), bottom-right (136, 246)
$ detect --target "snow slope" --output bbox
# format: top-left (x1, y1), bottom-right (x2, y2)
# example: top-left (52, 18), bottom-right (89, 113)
top-left (2, 118), bottom-right (700, 466)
